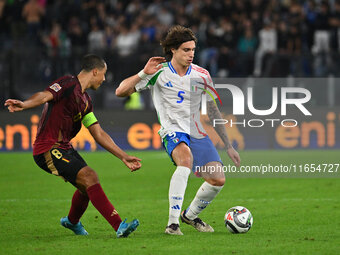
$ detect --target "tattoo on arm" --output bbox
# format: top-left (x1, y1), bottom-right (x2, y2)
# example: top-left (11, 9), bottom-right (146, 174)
top-left (207, 101), bottom-right (232, 149)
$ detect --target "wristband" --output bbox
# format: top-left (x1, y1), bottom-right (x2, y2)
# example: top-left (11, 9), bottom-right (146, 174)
top-left (138, 70), bottom-right (148, 79)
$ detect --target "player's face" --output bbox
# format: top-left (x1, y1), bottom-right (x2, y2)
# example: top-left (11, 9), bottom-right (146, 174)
top-left (172, 40), bottom-right (195, 67)
top-left (92, 64), bottom-right (107, 90)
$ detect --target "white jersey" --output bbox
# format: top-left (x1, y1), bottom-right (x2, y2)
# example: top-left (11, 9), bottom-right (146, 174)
top-left (135, 62), bottom-right (216, 139)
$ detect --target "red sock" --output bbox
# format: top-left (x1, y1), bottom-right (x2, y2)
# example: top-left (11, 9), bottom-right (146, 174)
top-left (87, 183), bottom-right (122, 231)
top-left (68, 190), bottom-right (89, 225)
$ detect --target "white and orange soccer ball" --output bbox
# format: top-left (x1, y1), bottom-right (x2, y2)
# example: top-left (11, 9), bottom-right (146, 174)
top-left (224, 206), bottom-right (253, 234)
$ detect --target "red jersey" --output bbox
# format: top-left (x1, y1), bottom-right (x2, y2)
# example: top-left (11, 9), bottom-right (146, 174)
top-left (33, 75), bottom-right (97, 155)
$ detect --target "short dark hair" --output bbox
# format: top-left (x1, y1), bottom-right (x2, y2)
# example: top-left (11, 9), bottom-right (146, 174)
top-left (160, 25), bottom-right (197, 60)
top-left (81, 54), bottom-right (106, 72)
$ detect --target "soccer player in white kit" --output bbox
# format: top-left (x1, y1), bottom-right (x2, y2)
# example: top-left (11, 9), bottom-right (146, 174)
top-left (116, 25), bottom-right (241, 235)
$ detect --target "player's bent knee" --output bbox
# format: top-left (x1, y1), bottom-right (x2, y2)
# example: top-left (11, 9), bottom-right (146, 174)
top-left (179, 157), bottom-right (192, 168)
top-left (216, 178), bottom-right (225, 186)
top-left (207, 178), bottom-right (225, 187)
top-left (76, 166), bottom-right (99, 188)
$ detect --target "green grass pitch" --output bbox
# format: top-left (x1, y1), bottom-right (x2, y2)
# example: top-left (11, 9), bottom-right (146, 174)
top-left (0, 150), bottom-right (339, 255)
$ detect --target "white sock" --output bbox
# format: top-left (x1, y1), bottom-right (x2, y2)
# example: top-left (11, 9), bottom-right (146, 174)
top-left (185, 181), bottom-right (223, 220)
top-left (168, 166), bottom-right (191, 225)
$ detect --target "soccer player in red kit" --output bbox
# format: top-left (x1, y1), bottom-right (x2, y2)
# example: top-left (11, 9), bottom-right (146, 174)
top-left (4, 54), bottom-right (141, 238)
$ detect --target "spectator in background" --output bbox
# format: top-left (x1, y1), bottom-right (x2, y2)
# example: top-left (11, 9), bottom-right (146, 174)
top-left (287, 25), bottom-right (302, 75)
top-left (329, 0), bottom-right (340, 52)
top-left (22, 0), bottom-right (45, 41)
top-left (221, 0), bottom-right (235, 17)
top-left (104, 25), bottom-right (115, 50)
top-left (44, 22), bottom-right (68, 57)
top-left (136, 30), bottom-right (163, 109)
top-left (96, 2), bottom-right (107, 28)
top-left (141, 16), bottom-right (157, 42)
top-left (250, 10), bottom-right (263, 34)
top-left (82, 0), bottom-right (98, 20)
top-left (88, 17), bottom-right (106, 54)
top-left (274, 20), bottom-right (291, 76)
top-left (312, 2), bottom-right (332, 76)
top-left (233, 0), bottom-right (248, 27)
top-left (68, 16), bottom-right (87, 73)
top-left (238, 29), bottom-right (257, 54)
top-left (237, 28), bottom-right (257, 76)
top-left (277, 21), bottom-right (289, 54)
top-left (43, 22), bottom-right (71, 79)
top-left (157, 7), bottom-right (174, 26)
top-left (173, 4), bottom-right (190, 27)
top-left (253, 20), bottom-right (277, 76)
top-left (304, 0), bottom-right (318, 50)
top-left (115, 24), bottom-right (141, 57)
top-left (126, 0), bottom-right (142, 15)
top-left (201, 0), bottom-right (219, 18)
top-left (184, 0), bottom-right (201, 22)
top-left (114, 24), bottom-right (141, 82)
top-left (146, 0), bottom-right (162, 15)
top-left (312, 2), bottom-right (331, 54)
top-left (216, 19), bottom-right (236, 77)
top-left (198, 21), bottom-right (219, 76)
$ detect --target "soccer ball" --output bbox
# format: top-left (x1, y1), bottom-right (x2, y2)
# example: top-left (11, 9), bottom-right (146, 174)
top-left (224, 206), bottom-right (253, 234)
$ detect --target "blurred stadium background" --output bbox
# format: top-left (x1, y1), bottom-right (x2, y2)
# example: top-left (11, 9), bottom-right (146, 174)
top-left (0, 0), bottom-right (340, 152)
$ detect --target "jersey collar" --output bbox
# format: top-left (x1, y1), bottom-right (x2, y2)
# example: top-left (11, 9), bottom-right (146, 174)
top-left (168, 62), bottom-right (192, 76)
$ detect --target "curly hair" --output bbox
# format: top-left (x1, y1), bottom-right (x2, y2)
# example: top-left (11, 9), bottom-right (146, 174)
top-left (160, 25), bottom-right (197, 61)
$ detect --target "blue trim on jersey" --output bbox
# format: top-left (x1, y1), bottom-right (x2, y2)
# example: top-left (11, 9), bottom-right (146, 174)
top-left (162, 132), bottom-right (222, 172)
top-left (168, 62), bottom-right (177, 74)
top-left (168, 62), bottom-right (191, 75)
top-left (185, 65), bottom-right (192, 75)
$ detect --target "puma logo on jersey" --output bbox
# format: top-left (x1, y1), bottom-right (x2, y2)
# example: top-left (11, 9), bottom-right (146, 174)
top-left (111, 209), bottom-right (118, 216)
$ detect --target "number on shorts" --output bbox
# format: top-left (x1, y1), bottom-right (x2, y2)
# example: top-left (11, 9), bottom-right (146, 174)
top-left (51, 149), bottom-right (63, 159)
top-left (168, 132), bottom-right (176, 138)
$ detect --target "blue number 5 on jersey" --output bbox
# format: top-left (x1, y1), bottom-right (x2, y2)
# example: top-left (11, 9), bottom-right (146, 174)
top-left (177, 91), bottom-right (185, 103)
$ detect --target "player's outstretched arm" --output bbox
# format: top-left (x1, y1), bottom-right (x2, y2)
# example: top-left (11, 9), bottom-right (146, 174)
top-left (116, 56), bottom-right (166, 97)
top-left (4, 91), bottom-right (53, 112)
top-left (207, 101), bottom-right (241, 167)
top-left (88, 123), bottom-right (141, 172)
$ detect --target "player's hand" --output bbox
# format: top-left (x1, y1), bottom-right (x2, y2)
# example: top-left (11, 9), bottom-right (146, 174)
top-left (143, 56), bottom-right (166, 75)
top-left (122, 155), bottom-right (142, 172)
top-left (4, 99), bottom-right (24, 112)
top-left (227, 147), bottom-right (241, 167)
